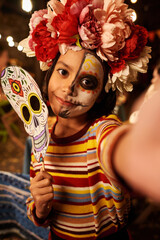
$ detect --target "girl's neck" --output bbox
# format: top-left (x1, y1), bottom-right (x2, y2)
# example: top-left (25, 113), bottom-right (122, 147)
top-left (54, 114), bottom-right (89, 138)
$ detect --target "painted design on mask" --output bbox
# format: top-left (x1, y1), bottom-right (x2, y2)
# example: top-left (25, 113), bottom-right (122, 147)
top-left (61, 53), bottom-right (104, 118)
top-left (1, 66), bottom-right (49, 163)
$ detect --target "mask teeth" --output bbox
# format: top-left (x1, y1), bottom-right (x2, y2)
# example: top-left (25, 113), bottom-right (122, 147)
top-left (34, 130), bottom-right (46, 151)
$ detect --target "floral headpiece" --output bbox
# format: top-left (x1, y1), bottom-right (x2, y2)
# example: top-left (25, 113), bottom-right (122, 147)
top-left (20, 0), bottom-right (151, 93)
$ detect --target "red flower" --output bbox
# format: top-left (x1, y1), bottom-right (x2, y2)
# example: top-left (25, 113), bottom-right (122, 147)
top-left (9, 79), bottom-right (24, 97)
top-left (108, 60), bottom-right (126, 75)
top-left (52, 10), bottom-right (79, 45)
top-left (65, 0), bottom-right (90, 10)
top-left (32, 20), bottom-right (59, 62)
top-left (109, 25), bottom-right (148, 74)
top-left (65, 0), bottom-right (79, 8)
top-left (119, 25), bottom-right (148, 60)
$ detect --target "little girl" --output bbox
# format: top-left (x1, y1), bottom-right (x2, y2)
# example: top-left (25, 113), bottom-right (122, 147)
top-left (20, 0), bottom-right (160, 239)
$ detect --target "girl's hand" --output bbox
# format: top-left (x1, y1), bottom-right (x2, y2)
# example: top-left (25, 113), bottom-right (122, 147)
top-left (30, 168), bottom-right (54, 219)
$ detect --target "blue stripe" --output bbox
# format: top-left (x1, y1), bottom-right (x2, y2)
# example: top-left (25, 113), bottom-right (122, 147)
top-left (46, 149), bottom-right (96, 158)
top-left (54, 188), bottom-right (124, 203)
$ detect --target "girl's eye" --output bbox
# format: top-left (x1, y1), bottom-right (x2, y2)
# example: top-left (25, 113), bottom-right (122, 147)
top-left (79, 75), bottom-right (98, 90)
top-left (57, 69), bottom-right (68, 76)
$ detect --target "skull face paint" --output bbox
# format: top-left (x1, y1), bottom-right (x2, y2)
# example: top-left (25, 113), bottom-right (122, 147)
top-left (1, 66), bottom-right (49, 162)
top-left (48, 50), bottom-right (104, 118)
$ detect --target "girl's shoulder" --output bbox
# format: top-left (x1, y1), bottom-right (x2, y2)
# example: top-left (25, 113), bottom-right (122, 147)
top-left (91, 114), bottom-right (122, 128)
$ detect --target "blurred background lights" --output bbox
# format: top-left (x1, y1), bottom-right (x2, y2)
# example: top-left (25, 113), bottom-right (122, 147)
top-left (8, 41), bottom-right (15, 47)
top-left (131, 10), bottom-right (137, 22)
top-left (22, 0), bottom-right (32, 12)
top-left (6, 36), bottom-right (13, 43)
top-left (17, 45), bottom-right (23, 51)
top-left (130, 0), bottom-right (138, 3)
top-left (0, 34), bottom-right (1, 39)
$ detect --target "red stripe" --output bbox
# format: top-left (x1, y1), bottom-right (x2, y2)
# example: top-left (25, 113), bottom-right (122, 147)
top-left (97, 126), bottom-right (116, 160)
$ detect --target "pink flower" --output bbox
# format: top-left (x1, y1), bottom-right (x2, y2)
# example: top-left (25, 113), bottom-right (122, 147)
top-left (78, 0), bottom-right (132, 61)
top-left (95, 0), bottom-right (132, 61)
top-left (29, 9), bottom-right (47, 32)
top-left (29, 9), bottom-right (47, 51)
top-left (78, 5), bottom-right (102, 49)
top-left (70, 0), bottom-right (90, 17)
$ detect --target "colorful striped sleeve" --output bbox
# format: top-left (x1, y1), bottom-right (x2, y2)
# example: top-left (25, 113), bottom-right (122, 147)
top-left (96, 115), bottom-right (130, 187)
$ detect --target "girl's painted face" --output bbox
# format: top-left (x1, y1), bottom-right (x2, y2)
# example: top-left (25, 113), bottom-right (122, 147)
top-left (48, 49), bottom-right (104, 118)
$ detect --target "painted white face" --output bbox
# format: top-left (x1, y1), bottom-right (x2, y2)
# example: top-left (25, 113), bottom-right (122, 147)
top-left (48, 50), bottom-right (104, 118)
top-left (1, 66), bottom-right (49, 162)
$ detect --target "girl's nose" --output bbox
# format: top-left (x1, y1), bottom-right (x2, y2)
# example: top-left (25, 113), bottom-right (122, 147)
top-left (62, 77), bottom-right (77, 96)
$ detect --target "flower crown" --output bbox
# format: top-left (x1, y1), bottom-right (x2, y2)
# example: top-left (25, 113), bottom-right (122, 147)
top-left (20, 0), bottom-right (151, 93)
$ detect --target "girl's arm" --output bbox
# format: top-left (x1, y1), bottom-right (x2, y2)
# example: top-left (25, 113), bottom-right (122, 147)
top-left (113, 91), bottom-right (160, 201)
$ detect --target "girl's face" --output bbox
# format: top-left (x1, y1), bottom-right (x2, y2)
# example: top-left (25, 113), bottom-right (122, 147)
top-left (48, 49), bottom-right (104, 118)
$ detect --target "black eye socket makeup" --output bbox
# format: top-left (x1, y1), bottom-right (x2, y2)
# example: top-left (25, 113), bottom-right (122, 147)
top-left (79, 75), bottom-right (98, 90)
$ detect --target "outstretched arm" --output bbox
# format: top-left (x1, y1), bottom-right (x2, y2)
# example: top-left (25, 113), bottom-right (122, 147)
top-left (113, 90), bottom-right (160, 201)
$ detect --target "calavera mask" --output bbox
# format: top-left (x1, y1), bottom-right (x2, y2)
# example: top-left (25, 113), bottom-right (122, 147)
top-left (1, 66), bottom-right (49, 162)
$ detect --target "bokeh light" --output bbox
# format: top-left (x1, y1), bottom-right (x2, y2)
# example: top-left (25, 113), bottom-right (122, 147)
top-left (22, 0), bottom-right (32, 12)
top-left (131, 10), bottom-right (137, 22)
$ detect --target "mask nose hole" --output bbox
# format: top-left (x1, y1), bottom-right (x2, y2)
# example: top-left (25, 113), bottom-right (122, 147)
top-left (33, 116), bottom-right (39, 128)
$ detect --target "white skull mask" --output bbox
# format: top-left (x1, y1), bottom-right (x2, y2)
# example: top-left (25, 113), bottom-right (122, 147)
top-left (1, 66), bottom-right (49, 162)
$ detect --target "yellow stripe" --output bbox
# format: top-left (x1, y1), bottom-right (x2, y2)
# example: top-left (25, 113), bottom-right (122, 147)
top-left (54, 184), bottom-right (122, 195)
top-left (30, 165), bottom-right (34, 170)
top-left (48, 139), bottom-right (97, 154)
top-left (92, 198), bottom-right (127, 215)
top-left (33, 168), bottom-right (104, 178)
top-left (107, 114), bottom-right (121, 123)
top-left (53, 198), bottom-right (126, 216)
top-left (54, 202), bottom-right (93, 214)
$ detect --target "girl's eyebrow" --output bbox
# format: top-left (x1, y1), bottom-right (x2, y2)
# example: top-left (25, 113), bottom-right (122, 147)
top-left (56, 61), bottom-right (72, 70)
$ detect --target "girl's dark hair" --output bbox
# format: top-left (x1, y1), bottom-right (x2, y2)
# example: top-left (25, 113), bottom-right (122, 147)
top-left (155, 60), bottom-right (160, 75)
top-left (42, 52), bottom-right (116, 120)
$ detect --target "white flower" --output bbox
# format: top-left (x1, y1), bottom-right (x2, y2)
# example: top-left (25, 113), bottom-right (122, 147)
top-left (19, 38), bottom-right (35, 57)
top-left (39, 61), bottom-right (50, 71)
top-left (105, 46), bottom-right (152, 93)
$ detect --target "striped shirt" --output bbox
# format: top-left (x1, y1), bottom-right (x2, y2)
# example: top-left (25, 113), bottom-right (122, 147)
top-left (27, 115), bottom-right (131, 240)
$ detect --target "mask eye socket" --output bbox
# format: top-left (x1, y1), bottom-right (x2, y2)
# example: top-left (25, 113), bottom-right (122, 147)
top-left (21, 104), bottom-right (31, 124)
top-left (28, 93), bottom-right (42, 114)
